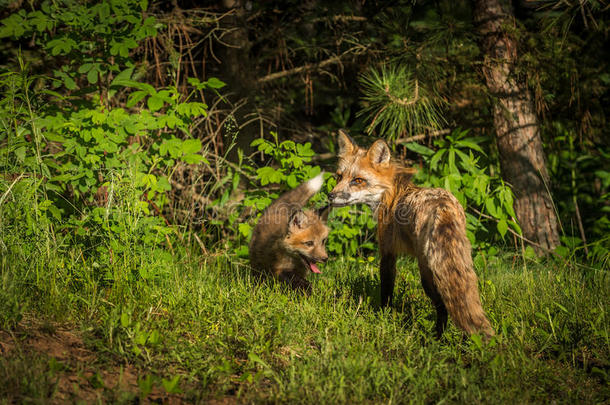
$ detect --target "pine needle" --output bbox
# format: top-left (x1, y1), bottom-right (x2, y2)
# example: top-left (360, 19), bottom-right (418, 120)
top-left (358, 65), bottom-right (445, 140)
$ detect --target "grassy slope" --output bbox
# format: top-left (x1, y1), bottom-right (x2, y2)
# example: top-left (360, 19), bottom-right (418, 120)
top-left (1, 240), bottom-right (608, 404)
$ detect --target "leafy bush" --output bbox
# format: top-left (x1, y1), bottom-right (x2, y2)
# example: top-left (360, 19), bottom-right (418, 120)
top-left (0, 0), bottom-right (219, 280)
top-left (404, 129), bottom-right (519, 252)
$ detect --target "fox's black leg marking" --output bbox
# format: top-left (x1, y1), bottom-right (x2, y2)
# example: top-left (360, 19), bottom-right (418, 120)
top-left (380, 254), bottom-right (397, 307)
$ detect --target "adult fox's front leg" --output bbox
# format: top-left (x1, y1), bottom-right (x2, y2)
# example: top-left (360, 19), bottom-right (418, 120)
top-left (380, 253), bottom-right (396, 307)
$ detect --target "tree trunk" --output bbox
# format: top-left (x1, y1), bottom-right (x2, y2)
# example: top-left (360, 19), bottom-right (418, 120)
top-left (218, 0), bottom-right (257, 161)
top-left (473, 0), bottom-right (560, 254)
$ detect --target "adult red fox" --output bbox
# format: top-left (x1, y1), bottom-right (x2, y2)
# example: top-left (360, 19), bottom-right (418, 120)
top-left (329, 131), bottom-right (494, 338)
top-left (249, 173), bottom-right (329, 291)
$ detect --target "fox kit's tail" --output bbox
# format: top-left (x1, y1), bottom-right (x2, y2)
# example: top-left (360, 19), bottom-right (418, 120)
top-left (426, 207), bottom-right (495, 338)
top-left (273, 173), bottom-right (325, 209)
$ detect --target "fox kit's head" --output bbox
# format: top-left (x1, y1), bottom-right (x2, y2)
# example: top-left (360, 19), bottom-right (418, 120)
top-left (329, 130), bottom-right (395, 210)
top-left (282, 208), bottom-right (330, 274)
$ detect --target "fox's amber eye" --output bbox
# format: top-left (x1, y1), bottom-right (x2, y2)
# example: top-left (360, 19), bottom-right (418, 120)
top-left (304, 241), bottom-right (314, 247)
top-left (351, 177), bottom-right (366, 186)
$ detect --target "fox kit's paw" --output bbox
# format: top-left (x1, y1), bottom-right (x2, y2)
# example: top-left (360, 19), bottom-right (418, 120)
top-left (306, 172), bottom-right (325, 193)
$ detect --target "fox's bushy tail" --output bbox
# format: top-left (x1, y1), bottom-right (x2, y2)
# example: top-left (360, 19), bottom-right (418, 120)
top-left (427, 207), bottom-right (495, 338)
top-left (272, 172), bottom-right (325, 209)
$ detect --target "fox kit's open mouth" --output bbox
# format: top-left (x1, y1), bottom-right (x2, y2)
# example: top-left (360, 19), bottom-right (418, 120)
top-left (300, 255), bottom-right (321, 274)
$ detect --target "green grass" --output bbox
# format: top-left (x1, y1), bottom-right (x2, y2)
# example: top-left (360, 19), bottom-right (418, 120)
top-left (1, 233), bottom-right (608, 403)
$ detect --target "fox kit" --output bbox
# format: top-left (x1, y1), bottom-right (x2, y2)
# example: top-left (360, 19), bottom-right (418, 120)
top-left (249, 173), bottom-right (329, 291)
top-left (329, 131), bottom-right (494, 338)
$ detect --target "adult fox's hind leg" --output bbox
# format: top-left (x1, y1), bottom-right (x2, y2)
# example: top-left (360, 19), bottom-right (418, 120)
top-left (419, 263), bottom-right (448, 338)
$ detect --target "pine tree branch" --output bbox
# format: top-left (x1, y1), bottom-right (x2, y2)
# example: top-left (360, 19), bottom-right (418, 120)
top-left (385, 80), bottom-right (419, 106)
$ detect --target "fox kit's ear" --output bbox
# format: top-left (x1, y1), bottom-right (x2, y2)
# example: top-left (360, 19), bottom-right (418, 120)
top-left (367, 139), bottom-right (391, 166)
top-left (289, 210), bottom-right (307, 232)
top-left (317, 205), bottom-right (331, 222)
top-left (337, 129), bottom-right (356, 157)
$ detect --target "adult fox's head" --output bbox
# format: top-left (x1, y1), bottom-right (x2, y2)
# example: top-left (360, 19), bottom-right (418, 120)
top-left (329, 130), bottom-right (399, 210)
top-left (282, 208), bottom-right (330, 273)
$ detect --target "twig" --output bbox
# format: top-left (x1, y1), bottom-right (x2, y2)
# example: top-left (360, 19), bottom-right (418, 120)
top-left (258, 55), bottom-right (343, 83)
top-left (395, 129), bottom-right (450, 144)
top-left (311, 152), bottom-right (335, 162)
top-left (311, 15), bottom-right (367, 23)
top-left (193, 233), bottom-right (208, 254)
top-left (257, 45), bottom-right (366, 84)
top-left (0, 174), bottom-right (24, 207)
top-left (573, 197), bottom-right (589, 257)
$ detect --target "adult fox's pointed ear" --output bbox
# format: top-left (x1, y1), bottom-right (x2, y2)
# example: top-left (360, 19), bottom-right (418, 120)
top-left (367, 139), bottom-right (391, 166)
top-left (317, 205), bottom-right (331, 222)
top-left (337, 129), bottom-right (356, 157)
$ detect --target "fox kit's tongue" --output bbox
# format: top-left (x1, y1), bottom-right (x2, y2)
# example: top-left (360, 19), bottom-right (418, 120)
top-left (309, 262), bottom-right (321, 274)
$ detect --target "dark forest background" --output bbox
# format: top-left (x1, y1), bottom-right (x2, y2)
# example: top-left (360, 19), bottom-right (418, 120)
top-left (1, 0), bottom-right (608, 261)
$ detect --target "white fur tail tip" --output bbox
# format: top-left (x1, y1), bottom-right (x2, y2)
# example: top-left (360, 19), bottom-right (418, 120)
top-left (306, 172), bottom-right (324, 192)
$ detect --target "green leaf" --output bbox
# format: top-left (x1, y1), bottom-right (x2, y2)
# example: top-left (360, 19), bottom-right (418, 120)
top-left (448, 149), bottom-right (457, 174)
top-left (523, 246), bottom-right (537, 259)
top-left (181, 154), bottom-right (203, 164)
top-left (256, 167), bottom-right (284, 185)
top-left (127, 91), bottom-right (147, 107)
top-left (232, 172), bottom-right (240, 190)
top-left (110, 66), bottom-right (135, 87)
top-left (14, 146), bottom-right (26, 162)
top-left (182, 139), bottom-right (201, 154)
top-left (156, 176), bottom-right (171, 191)
top-left (555, 245), bottom-right (570, 258)
top-left (205, 77), bottom-right (226, 89)
top-left (405, 142), bottom-right (434, 156)
top-left (78, 63), bottom-right (94, 74)
top-left (286, 174), bottom-right (297, 188)
top-left (238, 223), bottom-right (252, 237)
top-left (497, 219), bottom-right (508, 239)
top-left (47, 38), bottom-right (76, 55)
top-left (296, 142), bottom-right (314, 157)
top-left (0, 14), bottom-right (26, 38)
top-left (485, 198), bottom-right (498, 218)
top-left (430, 149), bottom-right (445, 171)
top-left (57, 71), bottom-right (76, 90)
top-left (160, 138), bottom-right (183, 158)
top-left (509, 220), bottom-right (522, 235)
top-left (87, 68), bottom-right (98, 84)
top-left (455, 138), bottom-right (485, 154)
top-left (147, 96), bottom-right (164, 112)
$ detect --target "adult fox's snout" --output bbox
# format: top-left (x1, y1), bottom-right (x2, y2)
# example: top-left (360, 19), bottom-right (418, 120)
top-left (328, 191), bottom-right (350, 206)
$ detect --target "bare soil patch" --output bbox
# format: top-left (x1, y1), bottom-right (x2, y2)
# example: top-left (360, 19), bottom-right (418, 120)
top-left (0, 317), bottom-right (184, 404)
